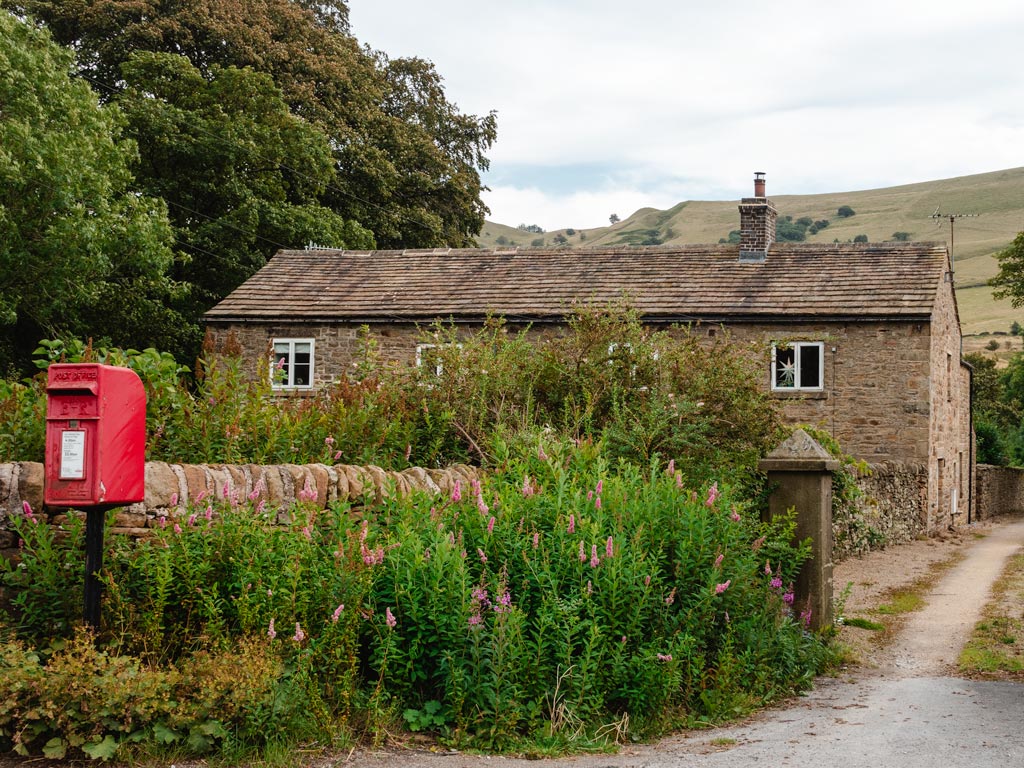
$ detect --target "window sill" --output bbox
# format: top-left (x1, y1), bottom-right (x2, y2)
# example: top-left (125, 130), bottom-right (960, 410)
top-left (771, 390), bottom-right (828, 401)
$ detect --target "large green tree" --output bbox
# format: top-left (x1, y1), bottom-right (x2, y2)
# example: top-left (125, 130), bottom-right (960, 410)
top-left (8, 0), bottom-right (497, 249)
top-left (0, 12), bottom-right (176, 373)
top-left (116, 51), bottom-right (373, 323)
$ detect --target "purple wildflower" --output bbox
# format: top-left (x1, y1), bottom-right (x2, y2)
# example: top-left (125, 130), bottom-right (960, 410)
top-left (331, 604), bottom-right (344, 623)
top-left (532, 532), bottom-right (540, 549)
top-left (385, 607), bottom-right (397, 628)
top-left (590, 544), bottom-right (600, 568)
top-left (714, 552), bottom-right (724, 568)
top-left (606, 536), bottom-right (614, 558)
top-left (715, 580), bottom-right (731, 595)
top-left (764, 560), bottom-right (772, 575)
top-left (477, 547), bottom-right (487, 563)
top-left (594, 495), bottom-right (602, 510)
top-left (770, 577), bottom-right (783, 589)
top-left (267, 618), bottom-right (277, 640)
top-left (783, 590), bottom-right (795, 605)
top-left (657, 653), bottom-right (673, 662)
top-left (451, 480), bottom-right (462, 503)
top-left (293, 622), bottom-right (306, 643)
top-left (538, 444), bottom-right (548, 461)
top-left (568, 514), bottom-right (576, 534)
top-left (579, 540), bottom-right (586, 562)
top-left (705, 482), bottom-right (719, 507)
top-left (665, 587), bottom-right (676, 605)
top-left (324, 436), bottom-right (335, 446)
top-left (596, 480), bottom-right (603, 495)
top-left (170, 493), bottom-right (178, 507)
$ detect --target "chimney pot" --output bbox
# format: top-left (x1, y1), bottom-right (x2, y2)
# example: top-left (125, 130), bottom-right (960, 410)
top-left (754, 171), bottom-right (766, 198)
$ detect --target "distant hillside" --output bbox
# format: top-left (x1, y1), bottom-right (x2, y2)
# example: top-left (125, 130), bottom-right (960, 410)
top-left (477, 168), bottom-right (1024, 335)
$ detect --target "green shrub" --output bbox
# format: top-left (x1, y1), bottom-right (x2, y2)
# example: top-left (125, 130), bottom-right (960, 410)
top-left (837, 206), bottom-right (855, 218)
top-left (1, 441), bottom-right (836, 755)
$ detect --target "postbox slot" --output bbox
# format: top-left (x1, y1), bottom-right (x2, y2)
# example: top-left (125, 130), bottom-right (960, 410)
top-left (46, 384), bottom-right (98, 396)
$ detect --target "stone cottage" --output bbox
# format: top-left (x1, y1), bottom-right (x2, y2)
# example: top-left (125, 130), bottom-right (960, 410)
top-left (205, 175), bottom-right (973, 532)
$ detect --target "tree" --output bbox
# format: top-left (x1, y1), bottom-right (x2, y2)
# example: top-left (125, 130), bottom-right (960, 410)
top-left (12, 0), bottom-right (496, 249)
top-left (992, 232), bottom-right (1024, 307)
top-left (837, 205), bottom-right (855, 217)
top-left (115, 52), bottom-right (372, 334)
top-left (609, 213), bottom-right (620, 224)
top-left (0, 12), bottom-right (176, 373)
top-left (891, 231), bottom-right (911, 241)
top-left (853, 234), bottom-right (868, 243)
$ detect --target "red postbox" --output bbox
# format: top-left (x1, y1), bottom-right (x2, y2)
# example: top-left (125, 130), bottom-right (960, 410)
top-left (44, 363), bottom-right (146, 507)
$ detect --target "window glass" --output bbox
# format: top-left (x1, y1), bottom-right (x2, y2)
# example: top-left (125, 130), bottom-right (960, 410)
top-left (774, 346), bottom-right (797, 388)
top-left (772, 342), bottom-right (823, 391)
top-left (798, 344), bottom-right (821, 388)
top-left (271, 339), bottom-right (314, 389)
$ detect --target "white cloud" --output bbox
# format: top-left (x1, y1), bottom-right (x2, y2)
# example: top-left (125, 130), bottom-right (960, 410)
top-left (349, 1), bottom-right (1024, 226)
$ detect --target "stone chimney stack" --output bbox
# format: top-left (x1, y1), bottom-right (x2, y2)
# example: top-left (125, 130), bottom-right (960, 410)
top-left (738, 171), bottom-right (778, 262)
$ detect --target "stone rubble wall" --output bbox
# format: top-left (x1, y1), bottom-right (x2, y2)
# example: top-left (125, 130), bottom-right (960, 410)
top-left (0, 461), bottom-right (480, 560)
top-left (975, 464), bottom-right (1024, 521)
top-left (837, 462), bottom-right (929, 561)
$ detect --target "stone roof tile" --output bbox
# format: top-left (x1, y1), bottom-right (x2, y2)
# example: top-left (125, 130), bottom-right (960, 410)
top-left (205, 243), bottom-right (949, 323)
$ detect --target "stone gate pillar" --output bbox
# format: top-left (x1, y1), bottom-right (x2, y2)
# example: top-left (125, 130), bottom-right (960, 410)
top-left (758, 429), bottom-right (839, 631)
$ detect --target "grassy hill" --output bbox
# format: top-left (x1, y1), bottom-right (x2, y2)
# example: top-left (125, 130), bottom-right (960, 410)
top-left (476, 167), bottom-right (1024, 336)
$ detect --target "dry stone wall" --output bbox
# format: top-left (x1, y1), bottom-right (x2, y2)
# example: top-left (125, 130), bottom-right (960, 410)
top-left (975, 464), bottom-right (1024, 520)
top-left (0, 461), bottom-right (480, 560)
top-left (836, 462), bottom-right (929, 561)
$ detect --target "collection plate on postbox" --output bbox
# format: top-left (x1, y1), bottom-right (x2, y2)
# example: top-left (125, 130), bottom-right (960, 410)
top-left (44, 363), bottom-right (146, 508)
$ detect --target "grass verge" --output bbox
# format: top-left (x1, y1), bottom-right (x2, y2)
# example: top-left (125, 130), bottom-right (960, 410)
top-left (959, 553), bottom-right (1024, 679)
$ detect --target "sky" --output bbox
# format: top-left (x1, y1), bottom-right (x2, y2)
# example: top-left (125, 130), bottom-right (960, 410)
top-left (349, 0), bottom-right (1024, 231)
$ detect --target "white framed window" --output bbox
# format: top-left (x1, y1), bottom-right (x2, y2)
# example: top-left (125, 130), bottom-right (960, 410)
top-left (771, 342), bottom-right (824, 391)
top-left (415, 343), bottom-right (461, 377)
top-left (271, 338), bottom-right (314, 389)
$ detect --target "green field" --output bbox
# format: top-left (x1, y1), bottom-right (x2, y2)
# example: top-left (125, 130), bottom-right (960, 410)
top-left (477, 167), bottom-right (1024, 335)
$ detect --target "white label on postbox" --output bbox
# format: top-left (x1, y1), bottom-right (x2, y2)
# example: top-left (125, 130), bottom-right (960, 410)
top-left (60, 430), bottom-right (86, 480)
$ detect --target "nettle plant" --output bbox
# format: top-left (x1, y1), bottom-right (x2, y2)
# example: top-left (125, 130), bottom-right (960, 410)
top-left (1, 440), bottom-right (833, 759)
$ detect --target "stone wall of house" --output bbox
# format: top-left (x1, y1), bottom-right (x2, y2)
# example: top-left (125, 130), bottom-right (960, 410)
top-left (975, 464), bottom-right (1024, 520)
top-left (835, 462), bottom-right (929, 561)
top-left (0, 461), bottom-right (479, 561)
top-left (927, 272), bottom-right (974, 531)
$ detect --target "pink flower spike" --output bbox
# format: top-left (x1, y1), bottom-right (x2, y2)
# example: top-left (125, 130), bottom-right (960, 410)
top-left (605, 536), bottom-right (614, 558)
top-left (159, 516), bottom-right (167, 529)
top-left (783, 590), bottom-right (795, 605)
top-left (405, 443), bottom-right (412, 461)
top-left (324, 436), bottom-right (334, 446)
top-left (587, 490), bottom-right (593, 502)
top-left (578, 540), bottom-right (586, 562)
top-left (477, 496), bottom-right (489, 515)
top-left (451, 480), bottom-right (462, 503)
top-left (532, 532), bottom-right (540, 549)
top-left (764, 560), bottom-right (772, 576)
top-left (538, 444), bottom-right (548, 461)
top-left (596, 480), bottom-right (603, 495)
top-left (385, 607), bottom-right (397, 628)
top-left (477, 547), bottom-right (487, 563)
top-left (714, 553), bottom-right (724, 568)
top-left (196, 490), bottom-right (208, 502)
top-left (293, 622), bottom-right (305, 643)
top-left (730, 510), bottom-right (741, 522)
top-left (715, 580), bottom-right (731, 595)
top-left (665, 587), bottom-right (676, 606)
top-left (644, 574), bottom-right (651, 587)
top-left (667, 459), bottom-right (675, 475)
top-left (267, 618), bottom-right (277, 640)
top-left (487, 516), bottom-right (495, 535)
top-left (705, 482), bottom-right (719, 507)
top-left (568, 514), bottom-right (575, 534)
top-left (333, 450), bottom-right (343, 460)
top-left (770, 577), bottom-right (783, 589)
top-left (21, 501), bottom-right (34, 521)
top-left (173, 523), bottom-right (182, 534)
top-left (657, 653), bottom-right (673, 662)
top-left (276, 356), bottom-right (286, 370)
top-left (331, 604), bottom-right (344, 623)
top-left (170, 492), bottom-right (178, 507)
top-left (187, 513), bottom-right (197, 527)
top-left (590, 544), bottom-right (600, 568)
top-left (205, 505), bottom-right (213, 521)
top-left (594, 495), bottom-right (602, 510)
